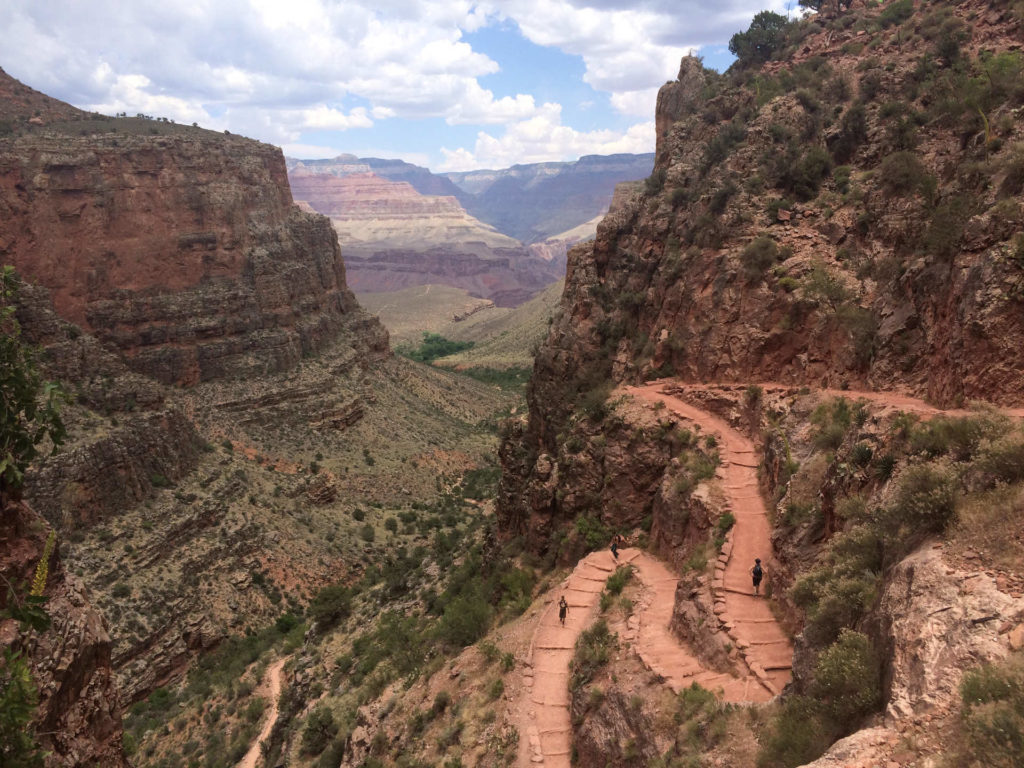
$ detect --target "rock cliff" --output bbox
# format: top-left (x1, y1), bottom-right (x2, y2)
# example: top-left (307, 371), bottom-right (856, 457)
top-left (1, 499), bottom-right (128, 768)
top-left (287, 162), bottom-right (561, 306)
top-left (1, 70), bottom-right (387, 387)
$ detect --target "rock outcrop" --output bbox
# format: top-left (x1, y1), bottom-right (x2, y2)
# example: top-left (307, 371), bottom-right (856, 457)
top-left (0, 69), bottom-right (388, 387)
top-left (287, 163), bottom-right (561, 306)
top-left (0, 499), bottom-right (128, 767)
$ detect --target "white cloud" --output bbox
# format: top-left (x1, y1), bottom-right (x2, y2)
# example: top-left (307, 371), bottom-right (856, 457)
top-left (3, 0), bottom-right (792, 168)
top-left (438, 103), bottom-right (654, 171)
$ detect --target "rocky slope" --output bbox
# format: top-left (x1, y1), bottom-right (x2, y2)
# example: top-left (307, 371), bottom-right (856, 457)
top-left (499, 2), bottom-right (1024, 766)
top-left (1, 498), bottom-right (128, 767)
top-left (287, 161), bottom-right (561, 306)
top-left (443, 154), bottom-right (655, 243)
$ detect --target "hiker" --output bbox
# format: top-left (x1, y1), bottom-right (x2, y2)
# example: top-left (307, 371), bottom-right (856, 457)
top-left (751, 558), bottom-right (764, 596)
top-left (558, 596), bottom-right (568, 626)
top-left (611, 536), bottom-right (619, 560)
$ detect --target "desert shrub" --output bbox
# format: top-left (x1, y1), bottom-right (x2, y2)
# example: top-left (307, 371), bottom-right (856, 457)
top-left (920, 196), bottom-right (973, 261)
top-left (645, 168), bottom-right (667, 195)
top-left (812, 630), bottom-right (881, 725)
top-left (909, 413), bottom-right (1010, 461)
top-left (836, 304), bottom-right (877, 368)
top-left (959, 652), bottom-right (1024, 768)
top-left (570, 619), bottom-right (617, 691)
top-left (578, 379), bottom-right (614, 421)
top-left (858, 71), bottom-right (883, 101)
top-left (360, 523), bottom-right (376, 543)
top-left (432, 690), bottom-right (451, 715)
top-left (802, 261), bottom-right (850, 310)
top-left (756, 696), bottom-right (831, 768)
top-left (830, 103), bottom-right (866, 164)
top-left (810, 397), bottom-right (853, 451)
top-left (740, 236), bottom-right (781, 281)
top-left (708, 181), bottom-right (738, 215)
top-left (437, 591), bottom-right (493, 649)
top-left (703, 122), bottom-right (747, 171)
top-left (605, 565), bottom-right (634, 596)
top-left (878, 151), bottom-right (933, 198)
top-left (791, 567), bottom-right (879, 647)
top-left (309, 584), bottom-right (353, 630)
top-left (574, 515), bottom-right (611, 553)
top-left (487, 677), bottom-right (505, 701)
top-left (973, 432), bottom-right (1024, 486)
top-left (879, 462), bottom-right (958, 545)
top-left (301, 706), bottom-right (338, 756)
top-left (774, 144), bottom-right (833, 201)
top-left (878, 0), bottom-right (913, 27)
top-left (999, 149), bottom-right (1024, 197)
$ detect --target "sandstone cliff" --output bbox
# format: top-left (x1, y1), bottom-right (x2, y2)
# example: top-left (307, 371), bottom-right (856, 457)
top-left (287, 161), bottom-right (561, 306)
top-left (1, 71), bottom-right (388, 387)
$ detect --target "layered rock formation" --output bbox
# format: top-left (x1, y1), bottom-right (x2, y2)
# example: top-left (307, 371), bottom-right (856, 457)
top-left (1, 73), bottom-right (388, 387)
top-left (287, 161), bottom-right (561, 306)
top-left (0, 499), bottom-right (128, 767)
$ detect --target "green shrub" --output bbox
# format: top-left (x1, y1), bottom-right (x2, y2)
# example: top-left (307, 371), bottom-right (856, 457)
top-left (810, 398), bottom-right (853, 451)
top-left (740, 236), bottom-right (781, 281)
top-left (878, 151), bottom-right (933, 198)
top-left (756, 696), bottom-right (831, 768)
top-left (605, 565), bottom-right (634, 596)
top-left (703, 122), bottom-right (747, 170)
top-left (432, 690), bottom-right (451, 715)
top-left (574, 515), bottom-right (611, 552)
top-left (301, 706), bottom-right (338, 756)
top-left (309, 584), bottom-right (353, 630)
top-left (437, 591), bottom-right (493, 648)
top-left (975, 432), bottom-right (1024, 486)
top-left (960, 652), bottom-right (1024, 768)
top-left (879, 462), bottom-right (958, 546)
top-left (360, 523), bottom-right (376, 543)
top-left (487, 677), bottom-right (505, 701)
top-left (570, 619), bottom-right (617, 692)
top-left (812, 630), bottom-right (881, 725)
top-left (909, 413), bottom-right (1009, 461)
top-left (878, 0), bottom-right (913, 27)
top-left (644, 168), bottom-right (667, 195)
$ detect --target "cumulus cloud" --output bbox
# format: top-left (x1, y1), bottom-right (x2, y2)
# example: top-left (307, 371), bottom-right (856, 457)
top-left (3, 0), bottom-right (791, 166)
top-left (438, 102), bottom-right (654, 171)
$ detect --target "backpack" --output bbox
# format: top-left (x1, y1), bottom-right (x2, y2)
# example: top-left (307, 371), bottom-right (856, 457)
top-left (753, 564), bottom-right (763, 579)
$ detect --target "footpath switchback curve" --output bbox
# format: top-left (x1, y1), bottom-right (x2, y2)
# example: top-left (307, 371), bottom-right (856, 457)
top-left (628, 383), bottom-right (794, 695)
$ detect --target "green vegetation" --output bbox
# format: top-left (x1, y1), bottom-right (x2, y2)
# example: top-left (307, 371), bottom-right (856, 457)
top-left (958, 651), bottom-right (1024, 767)
top-left (729, 11), bottom-right (791, 66)
top-left (399, 332), bottom-right (475, 364)
top-left (569, 619), bottom-right (617, 692)
top-left (0, 266), bottom-right (66, 496)
top-left (605, 565), bottom-right (634, 596)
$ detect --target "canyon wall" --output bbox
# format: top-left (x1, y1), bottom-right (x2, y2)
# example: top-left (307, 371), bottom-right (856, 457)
top-left (502, 1), bottom-right (1024, 545)
top-left (287, 162), bottom-right (562, 306)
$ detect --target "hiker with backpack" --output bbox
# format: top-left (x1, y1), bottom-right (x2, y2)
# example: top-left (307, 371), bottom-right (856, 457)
top-left (558, 595), bottom-right (568, 626)
top-left (751, 558), bottom-right (764, 596)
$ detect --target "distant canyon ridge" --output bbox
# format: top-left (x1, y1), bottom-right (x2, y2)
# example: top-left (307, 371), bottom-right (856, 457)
top-left (286, 153), bottom-right (653, 306)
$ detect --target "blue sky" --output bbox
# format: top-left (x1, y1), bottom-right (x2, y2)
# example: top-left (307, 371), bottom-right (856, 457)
top-left (4, 0), bottom-right (789, 171)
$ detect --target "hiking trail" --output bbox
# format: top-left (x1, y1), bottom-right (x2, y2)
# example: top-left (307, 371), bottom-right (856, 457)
top-left (236, 657), bottom-right (286, 768)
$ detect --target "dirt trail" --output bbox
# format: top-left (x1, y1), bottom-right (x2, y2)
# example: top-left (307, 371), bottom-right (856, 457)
top-left (628, 383), bottom-right (794, 695)
top-left (518, 549), bottom-right (638, 768)
top-left (236, 657), bottom-right (286, 768)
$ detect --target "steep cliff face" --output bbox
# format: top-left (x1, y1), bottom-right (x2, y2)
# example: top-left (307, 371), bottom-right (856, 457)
top-left (287, 162), bottom-right (561, 306)
top-left (0, 499), bottom-right (128, 768)
top-left (0, 77), bottom-right (387, 386)
top-left (502, 0), bottom-right (1024, 541)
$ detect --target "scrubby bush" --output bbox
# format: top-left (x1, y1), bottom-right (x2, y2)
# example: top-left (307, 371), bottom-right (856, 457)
top-left (740, 236), bottom-right (782, 281)
top-left (959, 652), bottom-right (1024, 768)
top-left (309, 584), bottom-right (353, 630)
top-left (605, 565), bottom-right (634, 596)
top-left (570, 619), bottom-right (617, 691)
top-left (756, 696), bottom-right (831, 768)
top-left (812, 630), bottom-right (881, 724)
top-left (879, 462), bottom-right (958, 545)
top-left (879, 151), bottom-right (934, 198)
top-left (301, 706), bottom-right (338, 756)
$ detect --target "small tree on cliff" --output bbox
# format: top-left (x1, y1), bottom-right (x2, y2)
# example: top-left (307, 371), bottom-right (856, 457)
top-left (728, 11), bottom-right (791, 66)
top-left (0, 265), bottom-right (65, 504)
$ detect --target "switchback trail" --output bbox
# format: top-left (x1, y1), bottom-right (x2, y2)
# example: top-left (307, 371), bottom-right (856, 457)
top-left (628, 383), bottom-right (794, 695)
top-left (237, 657), bottom-right (286, 768)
